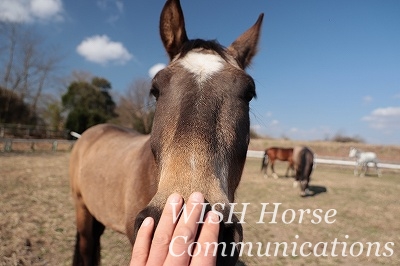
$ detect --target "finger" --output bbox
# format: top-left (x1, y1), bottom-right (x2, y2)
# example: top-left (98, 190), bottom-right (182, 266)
top-left (130, 217), bottom-right (154, 266)
top-left (164, 192), bottom-right (205, 265)
top-left (146, 193), bottom-right (183, 265)
top-left (190, 211), bottom-right (220, 266)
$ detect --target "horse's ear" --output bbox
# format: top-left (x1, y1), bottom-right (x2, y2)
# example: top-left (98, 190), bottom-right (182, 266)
top-left (228, 13), bottom-right (264, 69)
top-left (160, 0), bottom-right (189, 60)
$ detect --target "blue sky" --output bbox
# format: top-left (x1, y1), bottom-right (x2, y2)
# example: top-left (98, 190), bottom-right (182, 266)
top-left (1, 0), bottom-right (399, 145)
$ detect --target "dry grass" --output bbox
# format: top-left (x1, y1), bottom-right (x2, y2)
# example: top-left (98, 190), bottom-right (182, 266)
top-left (238, 159), bottom-right (400, 265)
top-left (249, 138), bottom-right (400, 163)
top-left (0, 143), bottom-right (399, 265)
top-left (0, 153), bottom-right (131, 266)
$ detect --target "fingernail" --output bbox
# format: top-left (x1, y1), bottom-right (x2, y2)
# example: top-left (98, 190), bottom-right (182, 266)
top-left (208, 211), bottom-right (219, 223)
top-left (142, 217), bottom-right (152, 227)
top-left (190, 192), bottom-right (204, 203)
top-left (168, 193), bottom-right (181, 203)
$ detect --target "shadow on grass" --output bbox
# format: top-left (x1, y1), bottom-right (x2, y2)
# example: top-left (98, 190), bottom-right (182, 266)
top-left (361, 173), bottom-right (381, 178)
top-left (306, 185), bottom-right (327, 197)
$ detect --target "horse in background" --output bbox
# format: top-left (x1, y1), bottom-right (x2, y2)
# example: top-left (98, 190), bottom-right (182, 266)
top-left (292, 146), bottom-right (314, 196)
top-left (349, 147), bottom-right (382, 177)
top-left (69, 0), bottom-right (264, 265)
top-left (261, 147), bottom-right (294, 178)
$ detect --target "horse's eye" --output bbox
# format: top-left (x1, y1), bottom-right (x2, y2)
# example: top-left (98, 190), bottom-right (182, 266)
top-left (243, 85), bottom-right (256, 102)
top-left (150, 86), bottom-right (160, 100)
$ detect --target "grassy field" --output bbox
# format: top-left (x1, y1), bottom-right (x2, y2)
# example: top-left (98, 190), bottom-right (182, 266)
top-left (238, 158), bottom-right (400, 265)
top-left (1, 140), bottom-right (399, 265)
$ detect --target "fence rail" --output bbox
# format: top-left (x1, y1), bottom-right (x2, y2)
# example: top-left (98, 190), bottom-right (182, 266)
top-left (246, 150), bottom-right (400, 170)
top-left (1, 143), bottom-right (399, 170)
top-left (0, 138), bottom-right (75, 152)
top-left (0, 124), bottom-right (69, 139)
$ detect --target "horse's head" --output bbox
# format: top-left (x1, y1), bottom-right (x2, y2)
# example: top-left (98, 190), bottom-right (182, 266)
top-left (349, 147), bottom-right (358, 158)
top-left (134, 0), bottom-right (263, 263)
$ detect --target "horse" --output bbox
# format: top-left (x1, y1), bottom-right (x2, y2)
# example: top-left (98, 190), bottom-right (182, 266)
top-left (69, 0), bottom-right (264, 265)
top-left (292, 146), bottom-right (314, 196)
top-left (261, 147), bottom-right (294, 178)
top-left (349, 147), bottom-right (382, 177)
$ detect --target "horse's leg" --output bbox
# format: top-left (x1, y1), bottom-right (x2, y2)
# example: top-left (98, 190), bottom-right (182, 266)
top-left (375, 162), bottom-right (382, 177)
top-left (288, 163), bottom-right (294, 177)
top-left (284, 164), bottom-right (288, 177)
top-left (264, 160), bottom-right (269, 178)
top-left (261, 153), bottom-right (268, 177)
top-left (303, 161), bottom-right (314, 196)
top-left (271, 160), bottom-right (279, 179)
top-left (361, 164), bottom-right (366, 177)
top-left (293, 168), bottom-right (300, 188)
top-left (299, 178), bottom-right (307, 196)
top-left (73, 203), bottom-right (105, 266)
top-left (354, 164), bottom-right (359, 176)
top-left (284, 163), bottom-right (291, 177)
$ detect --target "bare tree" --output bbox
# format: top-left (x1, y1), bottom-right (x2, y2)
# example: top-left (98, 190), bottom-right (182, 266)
top-left (0, 23), bottom-right (17, 91)
top-left (116, 79), bottom-right (155, 134)
top-left (41, 95), bottom-right (64, 131)
top-left (0, 23), bottom-right (62, 123)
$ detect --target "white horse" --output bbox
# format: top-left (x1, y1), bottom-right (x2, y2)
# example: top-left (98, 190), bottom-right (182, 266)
top-left (349, 147), bottom-right (382, 177)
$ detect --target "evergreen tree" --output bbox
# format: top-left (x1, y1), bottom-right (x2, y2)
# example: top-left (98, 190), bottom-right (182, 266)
top-left (62, 77), bottom-right (117, 134)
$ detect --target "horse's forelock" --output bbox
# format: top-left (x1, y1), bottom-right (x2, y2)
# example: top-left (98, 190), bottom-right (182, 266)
top-left (177, 39), bottom-right (228, 60)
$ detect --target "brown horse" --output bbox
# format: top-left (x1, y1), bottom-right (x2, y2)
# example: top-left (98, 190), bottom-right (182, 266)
top-left (261, 147), bottom-right (294, 178)
top-left (69, 0), bottom-right (264, 265)
top-left (292, 146), bottom-right (314, 196)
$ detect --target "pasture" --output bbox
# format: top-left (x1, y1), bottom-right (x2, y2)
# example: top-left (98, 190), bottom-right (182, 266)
top-left (1, 142), bottom-right (399, 265)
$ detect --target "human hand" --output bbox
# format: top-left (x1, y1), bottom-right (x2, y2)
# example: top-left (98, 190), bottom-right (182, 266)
top-left (130, 192), bottom-right (220, 266)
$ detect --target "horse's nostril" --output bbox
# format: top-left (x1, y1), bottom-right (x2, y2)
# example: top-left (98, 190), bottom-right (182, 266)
top-left (132, 206), bottom-right (163, 243)
top-left (215, 222), bottom-right (242, 265)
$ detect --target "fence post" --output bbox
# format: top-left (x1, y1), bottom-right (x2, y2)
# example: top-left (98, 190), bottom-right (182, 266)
top-left (52, 141), bottom-right (58, 151)
top-left (5, 139), bottom-right (12, 152)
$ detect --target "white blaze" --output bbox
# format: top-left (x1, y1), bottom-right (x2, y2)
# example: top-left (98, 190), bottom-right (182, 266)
top-left (179, 52), bottom-right (224, 84)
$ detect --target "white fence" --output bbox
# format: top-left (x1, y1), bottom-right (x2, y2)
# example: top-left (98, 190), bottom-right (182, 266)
top-left (1, 141), bottom-right (399, 170)
top-left (247, 150), bottom-right (400, 170)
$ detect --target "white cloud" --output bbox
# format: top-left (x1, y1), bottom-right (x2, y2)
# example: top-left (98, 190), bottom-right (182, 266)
top-left (363, 95), bottom-right (373, 104)
top-left (96, 0), bottom-right (123, 11)
top-left (362, 106), bottom-right (400, 131)
top-left (0, 0), bottom-right (64, 23)
top-left (270, 120), bottom-right (279, 126)
top-left (251, 124), bottom-right (262, 131)
top-left (148, 63), bottom-right (166, 78)
top-left (115, 0), bottom-right (124, 13)
top-left (76, 35), bottom-right (133, 65)
top-left (394, 93), bottom-right (400, 99)
top-left (97, 0), bottom-right (124, 23)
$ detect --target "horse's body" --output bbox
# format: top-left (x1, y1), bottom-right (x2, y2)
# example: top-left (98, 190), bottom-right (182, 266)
top-left (261, 147), bottom-right (294, 178)
top-left (292, 146), bottom-right (314, 196)
top-left (70, 125), bottom-right (155, 239)
top-left (70, 0), bottom-right (263, 265)
top-left (349, 147), bottom-right (381, 177)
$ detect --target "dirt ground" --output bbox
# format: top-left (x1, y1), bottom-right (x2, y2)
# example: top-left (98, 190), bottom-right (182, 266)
top-left (0, 143), bottom-right (399, 265)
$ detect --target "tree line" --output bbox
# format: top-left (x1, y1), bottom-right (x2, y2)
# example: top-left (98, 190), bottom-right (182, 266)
top-left (0, 23), bottom-right (155, 138)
